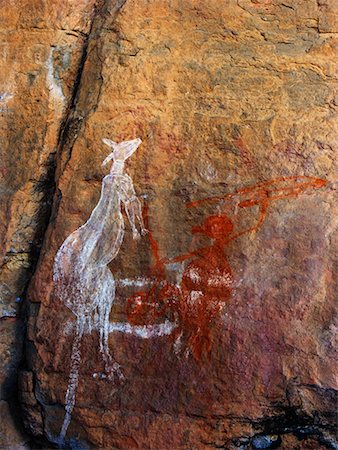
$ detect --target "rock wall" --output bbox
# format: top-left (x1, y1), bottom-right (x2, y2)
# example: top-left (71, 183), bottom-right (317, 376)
top-left (0, 0), bottom-right (98, 446)
top-left (1, 0), bottom-right (337, 448)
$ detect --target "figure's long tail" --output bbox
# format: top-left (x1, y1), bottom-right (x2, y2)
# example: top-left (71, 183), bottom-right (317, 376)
top-left (59, 320), bottom-right (84, 442)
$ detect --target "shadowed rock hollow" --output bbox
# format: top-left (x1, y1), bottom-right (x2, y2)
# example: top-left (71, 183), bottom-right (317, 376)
top-left (0, 0), bottom-right (337, 449)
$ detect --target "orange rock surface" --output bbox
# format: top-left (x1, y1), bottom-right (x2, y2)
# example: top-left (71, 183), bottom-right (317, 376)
top-left (0, 0), bottom-right (337, 448)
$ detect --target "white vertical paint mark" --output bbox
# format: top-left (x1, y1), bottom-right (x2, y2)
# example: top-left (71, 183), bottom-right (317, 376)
top-left (0, 91), bottom-right (13, 113)
top-left (40, 48), bottom-right (67, 168)
top-left (46, 49), bottom-right (65, 111)
top-left (188, 267), bottom-right (201, 282)
top-left (173, 331), bottom-right (183, 355)
top-left (188, 290), bottom-right (203, 306)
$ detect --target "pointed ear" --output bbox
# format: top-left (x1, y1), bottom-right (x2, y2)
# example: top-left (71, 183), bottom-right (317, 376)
top-left (102, 138), bottom-right (117, 148)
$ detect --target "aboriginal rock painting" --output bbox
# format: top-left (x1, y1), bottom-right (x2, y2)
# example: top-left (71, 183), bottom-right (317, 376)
top-left (53, 135), bottom-right (327, 441)
top-left (53, 137), bottom-right (147, 441)
top-left (126, 176), bottom-right (327, 359)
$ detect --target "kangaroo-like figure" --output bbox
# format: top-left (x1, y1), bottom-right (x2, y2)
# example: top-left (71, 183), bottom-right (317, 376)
top-left (53, 137), bottom-right (147, 442)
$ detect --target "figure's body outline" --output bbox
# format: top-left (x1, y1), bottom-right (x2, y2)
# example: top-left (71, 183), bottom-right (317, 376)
top-left (53, 137), bottom-right (147, 441)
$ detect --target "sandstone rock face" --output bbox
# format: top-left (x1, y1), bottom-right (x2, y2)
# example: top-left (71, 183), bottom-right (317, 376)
top-left (0, 0), bottom-right (97, 446)
top-left (1, 0), bottom-right (337, 448)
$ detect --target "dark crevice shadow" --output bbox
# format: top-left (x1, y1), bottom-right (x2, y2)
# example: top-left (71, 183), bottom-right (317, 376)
top-left (11, 1), bottom-right (128, 448)
top-left (2, 315), bottom-right (28, 445)
top-left (3, 152), bottom-right (57, 447)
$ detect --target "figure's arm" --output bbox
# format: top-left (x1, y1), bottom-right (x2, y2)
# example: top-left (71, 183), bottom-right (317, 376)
top-left (125, 196), bottom-right (147, 240)
top-left (119, 176), bottom-right (147, 239)
top-left (227, 198), bottom-right (269, 243)
top-left (229, 177), bottom-right (326, 240)
top-left (131, 195), bottom-right (147, 236)
top-left (161, 246), bottom-right (209, 265)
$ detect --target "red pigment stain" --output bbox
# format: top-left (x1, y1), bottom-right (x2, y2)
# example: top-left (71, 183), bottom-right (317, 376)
top-left (233, 137), bottom-right (256, 171)
top-left (0, 166), bottom-right (7, 177)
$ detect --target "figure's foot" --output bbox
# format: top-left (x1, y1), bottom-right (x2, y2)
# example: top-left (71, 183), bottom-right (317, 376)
top-left (106, 362), bottom-right (125, 382)
top-left (141, 228), bottom-right (149, 236)
top-left (133, 230), bottom-right (141, 240)
top-left (103, 352), bottom-right (125, 381)
top-left (93, 356), bottom-right (125, 382)
top-left (93, 363), bottom-right (125, 382)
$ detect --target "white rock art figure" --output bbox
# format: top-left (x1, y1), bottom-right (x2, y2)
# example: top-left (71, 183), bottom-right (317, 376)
top-left (53, 137), bottom-right (147, 441)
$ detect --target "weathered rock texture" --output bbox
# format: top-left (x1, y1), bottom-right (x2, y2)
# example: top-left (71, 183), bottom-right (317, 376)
top-left (0, 0), bottom-right (97, 445)
top-left (0, 0), bottom-right (337, 448)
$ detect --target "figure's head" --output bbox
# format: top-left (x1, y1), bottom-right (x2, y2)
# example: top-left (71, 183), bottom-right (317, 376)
top-left (102, 137), bottom-right (142, 166)
top-left (192, 215), bottom-right (234, 241)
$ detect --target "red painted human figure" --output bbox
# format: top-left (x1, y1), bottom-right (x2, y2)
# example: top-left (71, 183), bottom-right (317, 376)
top-left (127, 210), bottom-right (256, 359)
top-left (126, 176), bottom-right (327, 359)
top-left (168, 215), bottom-right (235, 359)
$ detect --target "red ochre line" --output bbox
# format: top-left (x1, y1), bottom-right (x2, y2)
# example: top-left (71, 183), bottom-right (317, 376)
top-left (187, 176), bottom-right (327, 208)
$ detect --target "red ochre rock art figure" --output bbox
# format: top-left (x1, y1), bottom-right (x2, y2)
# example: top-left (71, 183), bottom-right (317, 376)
top-left (126, 176), bottom-right (327, 360)
top-left (169, 215), bottom-right (235, 359)
top-left (53, 137), bottom-right (147, 442)
top-left (126, 205), bottom-right (181, 328)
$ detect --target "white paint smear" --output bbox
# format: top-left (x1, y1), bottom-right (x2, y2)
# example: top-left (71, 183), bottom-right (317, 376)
top-left (46, 49), bottom-right (65, 111)
top-left (117, 277), bottom-right (151, 288)
top-left (0, 91), bottom-right (13, 112)
top-left (188, 267), bottom-right (201, 282)
top-left (62, 319), bottom-right (177, 339)
top-left (207, 272), bottom-right (233, 288)
top-left (109, 319), bottom-right (176, 338)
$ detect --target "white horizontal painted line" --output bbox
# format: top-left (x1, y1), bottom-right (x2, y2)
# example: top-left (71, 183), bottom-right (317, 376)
top-left (63, 318), bottom-right (176, 339)
top-left (108, 319), bottom-right (176, 338)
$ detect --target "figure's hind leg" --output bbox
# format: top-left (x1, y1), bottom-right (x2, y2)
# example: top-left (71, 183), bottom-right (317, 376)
top-left (102, 302), bottom-right (124, 380)
top-left (98, 281), bottom-right (124, 380)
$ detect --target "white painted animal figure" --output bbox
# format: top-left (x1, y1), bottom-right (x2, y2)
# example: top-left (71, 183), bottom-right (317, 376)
top-left (53, 137), bottom-right (147, 441)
